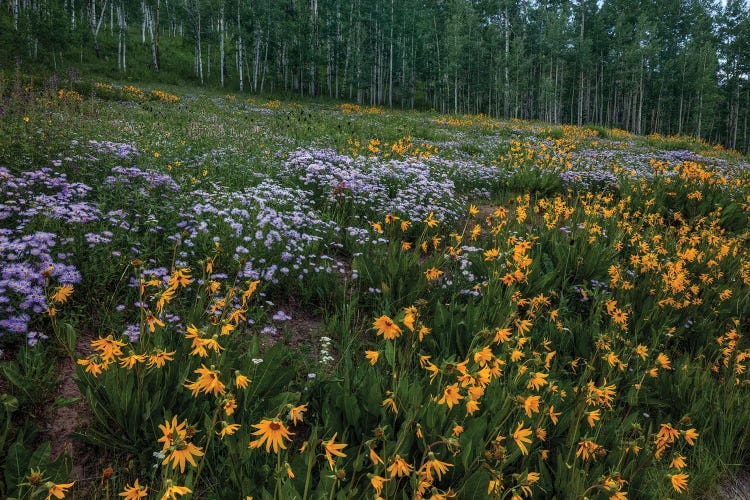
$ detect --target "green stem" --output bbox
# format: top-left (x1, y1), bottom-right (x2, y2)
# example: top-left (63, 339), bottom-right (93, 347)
top-left (302, 441), bottom-right (315, 500)
top-left (274, 451), bottom-right (282, 499)
top-left (328, 474), bottom-right (338, 500)
top-left (193, 404), bottom-right (221, 487)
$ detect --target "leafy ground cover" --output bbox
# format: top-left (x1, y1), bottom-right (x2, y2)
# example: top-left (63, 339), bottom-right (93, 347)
top-left (1, 73), bottom-right (750, 499)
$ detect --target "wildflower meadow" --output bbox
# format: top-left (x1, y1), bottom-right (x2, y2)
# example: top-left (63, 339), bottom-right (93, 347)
top-left (1, 75), bottom-right (749, 499)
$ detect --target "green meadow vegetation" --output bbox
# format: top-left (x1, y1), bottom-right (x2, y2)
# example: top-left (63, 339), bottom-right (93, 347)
top-left (1, 74), bottom-right (750, 499)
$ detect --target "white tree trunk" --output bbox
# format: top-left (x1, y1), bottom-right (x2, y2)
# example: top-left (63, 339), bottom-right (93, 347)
top-left (237, 0), bottom-right (243, 92)
top-left (11, 0), bottom-right (19, 30)
top-left (219, 4), bottom-right (225, 87)
top-left (388, 0), bottom-right (393, 107)
top-left (145, 4), bottom-right (159, 70)
top-left (89, 0), bottom-right (109, 58)
top-left (252, 32), bottom-right (260, 92)
top-left (141, 1), bottom-right (146, 43)
top-left (195, 9), bottom-right (203, 84)
top-left (504, 7), bottom-right (511, 118)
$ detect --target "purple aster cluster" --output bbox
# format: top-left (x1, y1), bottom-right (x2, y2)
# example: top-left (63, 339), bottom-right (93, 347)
top-left (0, 231), bottom-right (80, 341)
top-left (426, 156), bottom-right (503, 198)
top-left (281, 148), bottom-right (464, 223)
top-left (0, 167), bottom-right (99, 228)
top-left (104, 166), bottom-right (180, 192)
top-left (174, 179), bottom-right (350, 285)
top-left (87, 140), bottom-right (140, 159)
top-left (572, 147), bottom-right (750, 181)
top-left (0, 165), bottom-right (99, 342)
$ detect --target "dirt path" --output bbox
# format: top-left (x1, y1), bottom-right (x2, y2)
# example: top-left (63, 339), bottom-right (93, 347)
top-left (717, 470), bottom-right (750, 499)
top-left (47, 349), bottom-right (92, 482)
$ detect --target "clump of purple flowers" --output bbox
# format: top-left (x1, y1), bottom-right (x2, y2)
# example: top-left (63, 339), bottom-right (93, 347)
top-left (87, 140), bottom-right (140, 159)
top-left (0, 231), bottom-right (81, 342)
top-left (104, 166), bottom-right (180, 192)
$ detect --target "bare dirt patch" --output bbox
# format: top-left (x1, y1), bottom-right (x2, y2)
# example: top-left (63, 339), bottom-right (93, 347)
top-left (44, 333), bottom-right (96, 482)
top-left (715, 469), bottom-right (750, 499)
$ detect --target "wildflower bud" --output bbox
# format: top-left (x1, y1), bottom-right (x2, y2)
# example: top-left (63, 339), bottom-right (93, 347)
top-left (28, 470), bottom-right (43, 485)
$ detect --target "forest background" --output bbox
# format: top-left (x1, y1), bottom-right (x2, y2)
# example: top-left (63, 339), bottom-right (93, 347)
top-left (2, 0), bottom-right (750, 153)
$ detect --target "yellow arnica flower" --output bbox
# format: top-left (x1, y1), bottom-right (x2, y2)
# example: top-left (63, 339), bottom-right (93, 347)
top-left (249, 419), bottom-right (293, 453)
top-left (520, 395), bottom-right (540, 417)
top-left (184, 365), bottom-right (226, 397)
top-left (424, 267), bottom-right (444, 281)
top-left (527, 372), bottom-right (549, 391)
top-left (119, 353), bottom-right (147, 369)
top-left (513, 422), bottom-right (533, 455)
top-left (323, 433), bottom-right (348, 469)
top-left (223, 398), bottom-right (237, 416)
top-left (437, 383), bottom-right (464, 409)
top-left (373, 315), bottom-right (402, 340)
top-left (365, 350), bottom-right (380, 365)
top-left (424, 211), bottom-right (438, 227)
top-left (387, 454), bottom-right (414, 478)
top-left (218, 423), bottom-right (241, 438)
top-left (164, 441), bottom-right (204, 473)
top-left (403, 310), bottom-right (416, 331)
top-left (160, 484), bottom-right (191, 500)
top-left (147, 349), bottom-right (175, 368)
top-left (670, 473), bottom-right (689, 493)
top-left (657, 353), bottom-right (672, 370)
top-left (235, 372), bottom-right (250, 388)
top-left (576, 440), bottom-right (600, 461)
top-left (422, 456), bottom-right (453, 481)
top-left (670, 454), bottom-right (687, 470)
top-left (51, 285), bottom-right (74, 303)
top-left (168, 268), bottom-right (193, 288)
top-left (369, 446), bottom-right (384, 465)
top-left (146, 313), bottom-right (165, 332)
top-left (77, 357), bottom-right (107, 377)
top-left (289, 403), bottom-right (308, 425)
top-left (118, 479), bottom-right (148, 499)
top-left (370, 475), bottom-right (389, 495)
top-left (683, 428), bottom-right (699, 445)
top-left (158, 416), bottom-right (186, 452)
top-left (91, 336), bottom-right (125, 363)
top-left (45, 481), bottom-right (74, 500)
top-left (587, 409), bottom-right (601, 428)
top-left (474, 346), bottom-right (493, 366)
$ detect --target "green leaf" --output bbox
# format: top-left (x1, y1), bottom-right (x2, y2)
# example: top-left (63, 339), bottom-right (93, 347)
top-left (4, 441), bottom-right (25, 497)
top-left (1, 394), bottom-right (18, 413)
top-left (385, 341), bottom-right (396, 368)
top-left (0, 364), bottom-right (28, 399)
top-left (52, 396), bottom-right (80, 408)
top-left (63, 323), bottom-right (78, 354)
top-left (342, 394), bottom-right (361, 424)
